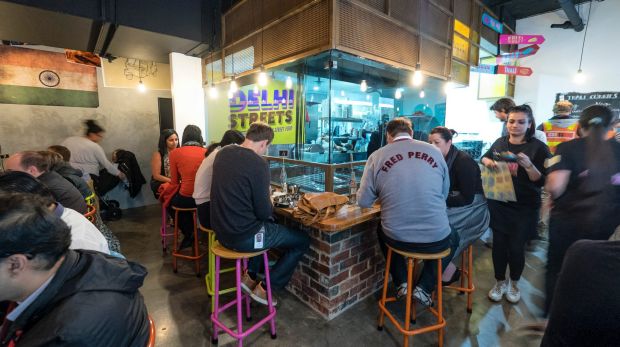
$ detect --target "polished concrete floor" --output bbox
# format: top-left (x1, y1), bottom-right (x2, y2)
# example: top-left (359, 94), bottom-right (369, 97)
top-left (110, 204), bottom-right (546, 347)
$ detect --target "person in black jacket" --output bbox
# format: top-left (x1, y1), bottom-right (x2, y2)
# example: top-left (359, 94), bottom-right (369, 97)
top-left (211, 122), bottom-right (310, 305)
top-left (429, 127), bottom-right (490, 285)
top-left (0, 193), bottom-right (149, 347)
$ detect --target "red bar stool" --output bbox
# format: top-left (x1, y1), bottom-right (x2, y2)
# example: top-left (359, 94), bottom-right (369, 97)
top-left (160, 205), bottom-right (174, 254)
top-left (210, 241), bottom-right (277, 347)
top-left (146, 315), bottom-right (156, 347)
top-left (445, 244), bottom-right (475, 313)
top-left (378, 246), bottom-right (450, 347)
top-left (171, 206), bottom-right (204, 276)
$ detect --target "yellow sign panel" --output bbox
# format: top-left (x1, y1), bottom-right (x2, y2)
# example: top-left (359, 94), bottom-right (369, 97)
top-left (453, 34), bottom-right (469, 61)
top-left (228, 80), bottom-right (296, 144)
top-left (454, 19), bottom-right (470, 38)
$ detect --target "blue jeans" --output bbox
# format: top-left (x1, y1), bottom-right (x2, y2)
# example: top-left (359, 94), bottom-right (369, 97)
top-left (378, 226), bottom-right (459, 293)
top-left (220, 222), bottom-right (310, 290)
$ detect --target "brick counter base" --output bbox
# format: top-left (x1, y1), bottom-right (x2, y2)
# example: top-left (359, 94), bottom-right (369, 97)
top-left (281, 217), bottom-right (385, 320)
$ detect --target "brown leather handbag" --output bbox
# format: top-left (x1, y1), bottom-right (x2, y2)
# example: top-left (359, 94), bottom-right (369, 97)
top-left (292, 192), bottom-right (348, 226)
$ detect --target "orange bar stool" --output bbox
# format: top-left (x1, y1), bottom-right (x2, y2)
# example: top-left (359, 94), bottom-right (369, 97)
top-left (160, 205), bottom-right (174, 254)
top-left (146, 315), bottom-right (156, 347)
top-left (83, 204), bottom-right (97, 224)
top-left (171, 206), bottom-right (204, 276)
top-left (378, 246), bottom-right (450, 347)
top-left (445, 244), bottom-right (475, 313)
top-left (210, 241), bottom-right (277, 347)
top-left (199, 225), bottom-right (236, 312)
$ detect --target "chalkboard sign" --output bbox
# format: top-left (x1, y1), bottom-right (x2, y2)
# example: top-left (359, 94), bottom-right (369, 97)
top-left (556, 92), bottom-right (620, 119)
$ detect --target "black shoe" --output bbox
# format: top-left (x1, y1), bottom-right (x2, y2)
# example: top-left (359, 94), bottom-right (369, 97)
top-left (442, 268), bottom-right (461, 286)
top-left (179, 237), bottom-right (194, 250)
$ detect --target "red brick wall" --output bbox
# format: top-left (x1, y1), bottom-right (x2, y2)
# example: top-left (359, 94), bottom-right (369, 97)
top-left (284, 218), bottom-right (385, 319)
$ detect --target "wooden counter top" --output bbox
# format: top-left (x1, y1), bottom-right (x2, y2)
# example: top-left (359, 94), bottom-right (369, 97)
top-left (275, 203), bottom-right (380, 232)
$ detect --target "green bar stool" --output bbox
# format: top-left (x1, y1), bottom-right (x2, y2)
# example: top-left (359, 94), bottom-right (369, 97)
top-left (200, 224), bottom-right (236, 312)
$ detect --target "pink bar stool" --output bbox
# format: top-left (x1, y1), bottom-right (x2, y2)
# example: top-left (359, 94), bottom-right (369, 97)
top-left (210, 241), bottom-right (277, 347)
top-left (160, 205), bottom-right (174, 254)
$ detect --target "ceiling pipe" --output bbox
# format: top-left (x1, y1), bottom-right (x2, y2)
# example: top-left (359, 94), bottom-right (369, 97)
top-left (552, 0), bottom-right (585, 31)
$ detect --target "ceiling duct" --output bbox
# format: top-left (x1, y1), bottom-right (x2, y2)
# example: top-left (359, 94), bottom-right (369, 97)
top-left (552, 0), bottom-right (585, 31)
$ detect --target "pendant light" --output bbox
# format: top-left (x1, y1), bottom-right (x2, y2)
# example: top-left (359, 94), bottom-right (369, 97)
top-left (256, 1), bottom-right (269, 87)
top-left (419, 89), bottom-right (425, 98)
top-left (228, 49), bottom-right (237, 96)
top-left (137, 60), bottom-right (146, 93)
top-left (208, 52), bottom-right (218, 99)
top-left (411, 0), bottom-right (424, 87)
top-left (285, 75), bottom-right (293, 89)
top-left (443, 76), bottom-right (455, 94)
top-left (395, 88), bottom-right (403, 100)
top-left (574, 2), bottom-right (593, 84)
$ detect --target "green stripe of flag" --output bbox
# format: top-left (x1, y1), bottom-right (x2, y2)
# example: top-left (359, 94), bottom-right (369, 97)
top-left (0, 85), bottom-right (99, 108)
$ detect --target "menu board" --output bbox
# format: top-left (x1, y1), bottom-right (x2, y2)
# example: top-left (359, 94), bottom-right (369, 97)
top-left (556, 92), bottom-right (620, 119)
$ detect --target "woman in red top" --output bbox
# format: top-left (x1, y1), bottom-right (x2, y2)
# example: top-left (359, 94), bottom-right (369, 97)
top-left (169, 125), bottom-right (207, 249)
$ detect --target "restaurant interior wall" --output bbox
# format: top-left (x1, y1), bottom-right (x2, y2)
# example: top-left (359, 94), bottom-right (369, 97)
top-left (514, 0), bottom-right (620, 123)
top-left (0, 45), bottom-right (166, 208)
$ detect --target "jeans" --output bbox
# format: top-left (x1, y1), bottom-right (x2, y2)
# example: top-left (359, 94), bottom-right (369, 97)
top-left (169, 193), bottom-right (196, 240)
top-left (377, 225), bottom-right (459, 293)
top-left (221, 222), bottom-right (310, 290)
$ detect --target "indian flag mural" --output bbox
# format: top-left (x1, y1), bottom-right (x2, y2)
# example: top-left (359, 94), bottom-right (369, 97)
top-left (0, 46), bottom-right (99, 107)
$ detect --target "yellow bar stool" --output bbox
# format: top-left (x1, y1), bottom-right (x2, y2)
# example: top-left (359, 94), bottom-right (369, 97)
top-left (199, 225), bottom-right (236, 312)
top-left (378, 246), bottom-right (450, 347)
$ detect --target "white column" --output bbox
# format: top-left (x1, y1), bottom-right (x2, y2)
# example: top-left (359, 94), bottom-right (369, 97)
top-left (169, 53), bottom-right (206, 140)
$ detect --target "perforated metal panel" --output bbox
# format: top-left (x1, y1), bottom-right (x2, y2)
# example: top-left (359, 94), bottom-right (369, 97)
top-left (262, 0), bottom-right (329, 64)
top-left (454, 0), bottom-right (471, 24)
top-left (338, 0), bottom-right (419, 68)
top-left (224, 0), bottom-right (313, 45)
top-left (390, 0), bottom-right (421, 31)
top-left (421, 1), bottom-right (451, 44)
top-left (358, 0), bottom-right (385, 12)
top-left (420, 38), bottom-right (449, 77)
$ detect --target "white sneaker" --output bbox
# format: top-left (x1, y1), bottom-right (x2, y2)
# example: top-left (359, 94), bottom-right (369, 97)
top-left (413, 286), bottom-right (433, 307)
top-left (488, 280), bottom-right (507, 302)
top-left (505, 280), bottom-right (521, 304)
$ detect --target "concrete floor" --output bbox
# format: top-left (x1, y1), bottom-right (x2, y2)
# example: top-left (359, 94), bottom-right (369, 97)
top-left (110, 204), bottom-right (546, 347)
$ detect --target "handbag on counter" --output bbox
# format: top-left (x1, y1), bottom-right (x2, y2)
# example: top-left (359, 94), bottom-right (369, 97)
top-left (293, 192), bottom-right (348, 226)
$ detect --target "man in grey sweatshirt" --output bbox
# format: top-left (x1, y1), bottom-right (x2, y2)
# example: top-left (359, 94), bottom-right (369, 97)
top-left (357, 117), bottom-right (459, 306)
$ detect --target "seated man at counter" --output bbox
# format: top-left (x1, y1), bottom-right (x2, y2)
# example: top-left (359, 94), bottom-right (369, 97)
top-left (357, 117), bottom-right (459, 306)
top-left (4, 151), bottom-right (88, 214)
top-left (211, 122), bottom-right (310, 305)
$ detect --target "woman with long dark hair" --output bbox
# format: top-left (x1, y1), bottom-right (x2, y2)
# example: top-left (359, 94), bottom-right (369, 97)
top-left (193, 130), bottom-right (245, 228)
top-left (168, 125), bottom-right (206, 249)
top-left (150, 129), bottom-right (179, 198)
top-left (481, 104), bottom-right (551, 304)
top-left (544, 105), bottom-right (620, 315)
top-left (429, 127), bottom-right (490, 284)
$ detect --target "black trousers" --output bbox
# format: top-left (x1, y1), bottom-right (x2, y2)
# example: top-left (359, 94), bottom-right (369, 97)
top-left (169, 193), bottom-right (196, 239)
top-left (544, 214), bottom-right (612, 316)
top-left (196, 201), bottom-right (211, 229)
top-left (488, 200), bottom-right (538, 281)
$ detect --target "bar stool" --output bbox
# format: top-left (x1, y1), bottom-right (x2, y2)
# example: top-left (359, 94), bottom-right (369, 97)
top-left (211, 241), bottom-right (277, 347)
top-left (199, 225), bottom-right (236, 312)
top-left (160, 205), bottom-right (174, 254)
top-left (84, 204), bottom-right (97, 223)
top-left (445, 244), bottom-right (475, 313)
top-left (378, 246), bottom-right (450, 347)
top-left (171, 206), bottom-right (204, 276)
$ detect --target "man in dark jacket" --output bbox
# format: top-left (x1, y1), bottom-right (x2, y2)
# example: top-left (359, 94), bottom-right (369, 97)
top-left (4, 151), bottom-right (87, 214)
top-left (0, 193), bottom-right (149, 347)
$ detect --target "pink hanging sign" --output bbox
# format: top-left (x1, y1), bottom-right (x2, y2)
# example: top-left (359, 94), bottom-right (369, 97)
top-left (499, 34), bottom-right (545, 45)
